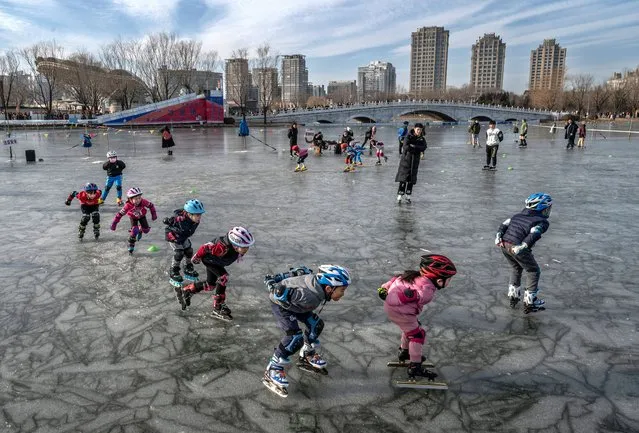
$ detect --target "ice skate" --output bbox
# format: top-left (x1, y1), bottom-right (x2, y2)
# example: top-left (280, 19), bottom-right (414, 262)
top-left (375, 160), bottom-right (382, 166)
top-left (116, 198), bottom-right (123, 207)
top-left (212, 295), bottom-right (233, 321)
top-left (483, 165), bottom-right (490, 170)
top-left (128, 245), bottom-right (135, 255)
top-left (78, 225), bottom-right (86, 240)
top-left (394, 362), bottom-right (448, 390)
top-left (169, 267), bottom-right (183, 287)
top-left (183, 264), bottom-right (199, 282)
top-left (523, 290), bottom-right (545, 314)
top-left (294, 165), bottom-right (301, 172)
top-left (93, 224), bottom-right (100, 240)
top-left (299, 165), bottom-right (307, 171)
top-left (173, 286), bottom-right (186, 310)
top-left (297, 343), bottom-right (328, 375)
top-left (388, 348), bottom-right (432, 368)
top-left (507, 285), bottom-right (521, 308)
top-left (262, 356), bottom-right (290, 397)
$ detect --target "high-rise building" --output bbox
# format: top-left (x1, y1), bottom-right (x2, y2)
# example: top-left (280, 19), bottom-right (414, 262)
top-left (357, 61), bottom-right (396, 102)
top-left (308, 83), bottom-right (326, 97)
top-left (281, 54), bottom-right (308, 106)
top-left (409, 26), bottom-right (449, 93)
top-left (225, 58), bottom-right (250, 106)
top-left (470, 33), bottom-right (506, 94)
top-left (327, 80), bottom-right (357, 104)
top-left (529, 39), bottom-right (567, 90)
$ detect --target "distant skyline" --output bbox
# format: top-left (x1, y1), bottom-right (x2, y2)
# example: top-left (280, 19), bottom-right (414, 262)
top-left (2, 0), bottom-right (639, 93)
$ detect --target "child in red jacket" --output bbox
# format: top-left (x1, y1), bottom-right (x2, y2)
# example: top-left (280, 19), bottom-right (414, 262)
top-left (65, 182), bottom-right (102, 240)
top-left (110, 187), bottom-right (157, 254)
top-left (378, 254), bottom-right (457, 380)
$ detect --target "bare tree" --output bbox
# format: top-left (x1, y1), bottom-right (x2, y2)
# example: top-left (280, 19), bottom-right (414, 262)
top-left (529, 89), bottom-right (563, 111)
top-left (626, 69), bottom-right (639, 117)
top-left (20, 40), bottom-right (64, 116)
top-left (609, 84), bottom-right (628, 115)
top-left (0, 50), bottom-right (20, 119)
top-left (194, 50), bottom-right (221, 93)
top-left (131, 32), bottom-right (181, 102)
top-left (253, 43), bottom-right (279, 124)
top-left (100, 39), bottom-right (144, 110)
top-left (566, 73), bottom-right (594, 116)
top-left (589, 83), bottom-right (610, 116)
top-left (225, 48), bottom-right (251, 117)
top-left (62, 51), bottom-right (111, 117)
top-left (174, 39), bottom-right (202, 94)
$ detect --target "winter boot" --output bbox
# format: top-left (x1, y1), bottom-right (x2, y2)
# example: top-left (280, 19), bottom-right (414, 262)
top-left (407, 362), bottom-right (438, 381)
top-left (299, 342), bottom-right (327, 369)
top-left (300, 164), bottom-right (307, 171)
top-left (507, 285), bottom-right (521, 308)
top-left (174, 286), bottom-right (186, 310)
top-left (523, 290), bottom-right (545, 314)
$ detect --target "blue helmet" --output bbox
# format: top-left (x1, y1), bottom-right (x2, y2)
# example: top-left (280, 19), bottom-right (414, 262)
top-left (316, 265), bottom-right (351, 287)
top-left (525, 193), bottom-right (552, 211)
top-left (184, 199), bottom-right (205, 214)
top-left (84, 182), bottom-right (99, 192)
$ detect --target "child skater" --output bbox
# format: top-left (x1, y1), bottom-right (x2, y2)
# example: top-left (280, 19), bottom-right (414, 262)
top-left (65, 182), bottom-right (102, 240)
top-left (352, 141), bottom-right (365, 166)
top-left (495, 193), bottom-right (552, 314)
top-left (110, 187), bottom-right (157, 254)
top-left (100, 151), bottom-right (126, 206)
top-left (164, 199), bottom-right (206, 309)
top-left (343, 141), bottom-right (356, 172)
top-left (182, 226), bottom-right (255, 321)
top-left (262, 265), bottom-right (351, 397)
top-left (291, 145), bottom-right (308, 172)
top-left (378, 254), bottom-right (457, 381)
top-left (373, 141), bottom-right (388, 165)
top-left (82, 133), bottom-right (93, 156)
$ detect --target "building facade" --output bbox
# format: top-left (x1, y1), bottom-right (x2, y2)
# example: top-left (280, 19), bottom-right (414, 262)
top-left (529, 39), bottom-right (567, 90)
top-left (252, 67), bottom-right (279, 107)
top-left (410, 26), bottom-right (449, 93)
top-left (470, 33), bottom-right (506, 94)
top-left (225, 58), bottom-right (250, 107)
top-left (357, 60), bottom-right (396, 102)
top-left (327, 80), bottom-right (357, 104)
top-left (281, 54), bottom-right (308, 107)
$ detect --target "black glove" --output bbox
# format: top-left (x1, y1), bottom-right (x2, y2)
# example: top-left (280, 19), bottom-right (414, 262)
top-left (65, 200), bottom-right (71, 206)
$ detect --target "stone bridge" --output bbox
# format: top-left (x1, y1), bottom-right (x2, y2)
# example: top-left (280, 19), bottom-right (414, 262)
top-left (248, 100), bottom-right (557, 124)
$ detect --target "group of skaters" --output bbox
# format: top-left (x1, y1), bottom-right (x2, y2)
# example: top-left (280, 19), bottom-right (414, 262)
top-left (63, 120), bottom-right (554, 398)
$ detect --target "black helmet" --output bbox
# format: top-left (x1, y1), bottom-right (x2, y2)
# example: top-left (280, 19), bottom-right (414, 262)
top-left (403, 121), bottom-right (409, 125)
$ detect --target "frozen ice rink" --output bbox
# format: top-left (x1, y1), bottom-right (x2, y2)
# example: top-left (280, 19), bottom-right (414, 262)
top-left (1, 124), bottom-right (637, 433)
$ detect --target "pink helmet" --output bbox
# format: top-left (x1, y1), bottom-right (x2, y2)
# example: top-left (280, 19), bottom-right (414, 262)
top-left (228, 226), bottom-right (254, 247)
top-left (126, 187), bottom-right (143, 198)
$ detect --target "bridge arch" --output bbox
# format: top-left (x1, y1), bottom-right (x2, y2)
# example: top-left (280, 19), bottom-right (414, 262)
top-left (398, 109), bottom-right (457, 122)
top-left (349, 116), bottom-right (377, 123)
top-left (504, 118), bottom-right (518, 123)
top-left (315, 119), bottom-right (334, 124)
top-left (470, 115), bottom-right (494, 122)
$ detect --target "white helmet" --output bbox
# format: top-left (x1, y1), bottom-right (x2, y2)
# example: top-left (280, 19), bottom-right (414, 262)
top-left (106, 151), bottom-right (117, 158)
top-left (126, 187), bottom-right (142, 198)
top-left (346, 127), bottom-right (352, 132)
top-left (228, 226), bottom-right (254, 247)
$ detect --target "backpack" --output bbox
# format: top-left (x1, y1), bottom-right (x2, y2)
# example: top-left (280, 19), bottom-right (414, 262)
top-left (497, 130), bottom-right (504, 142)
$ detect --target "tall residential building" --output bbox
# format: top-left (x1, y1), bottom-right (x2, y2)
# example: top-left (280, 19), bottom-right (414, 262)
top-left (529, 39), bottom-right (567, 90)
top-left (470, 33), bottom-right (506, 94)
top-left (224, 58), bottom-right (250, 106)
top-left (409, 26), bottom-right (449, 93)
top-left (281, 54), bottom-right (308, 106)
top-left (327, 80), bottom-right (357, 104)
top-left (357, 60), bottom-right (396, 102)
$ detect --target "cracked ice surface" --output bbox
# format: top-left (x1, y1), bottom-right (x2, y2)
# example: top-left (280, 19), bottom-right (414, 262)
top-left (0, 125), bottom-right (638, 433)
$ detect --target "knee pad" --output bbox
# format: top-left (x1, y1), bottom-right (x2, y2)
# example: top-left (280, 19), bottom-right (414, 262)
top-left (306, 314), bottom-right (324, 343)
top-left (173, 249), bottom-right (185, 263)
top-left (130, 226), bottom-right (140, 237)
top-left (406, 327), bottom-right (426, 345)
top-left (218, 274), bottom-right (229, 287)
top-left (91, 212), bottom-right (100, 224)
top-left (115, 185), bottom-right (122, 192)
top-left (184, 247), bottom-right (193, 258)
top-left (142, 227), bottom-right (150, 234)
top-left (80, 214), bottom-right (91, 226)
top-left (281, 330), bottom-right (304, 356)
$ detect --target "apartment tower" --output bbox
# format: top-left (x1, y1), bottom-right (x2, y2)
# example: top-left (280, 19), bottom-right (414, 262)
top-left (470, 33), bottom-right (506, 94)
top-left (529, 39), bottom-right (567, 90)
top-left (409, 26), bottom-right (449, 94)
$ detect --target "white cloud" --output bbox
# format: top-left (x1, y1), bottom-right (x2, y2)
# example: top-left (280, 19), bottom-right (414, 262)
top-left (0, 9), bottom-right (29, 32)
top-left (111, 0), bottom-right (180, 21)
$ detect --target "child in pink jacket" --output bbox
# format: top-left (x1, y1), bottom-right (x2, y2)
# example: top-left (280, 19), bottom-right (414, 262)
top-left (378, 254), bottom-right (457, 380)
top-left (111, 187), bottom-right (157, 254)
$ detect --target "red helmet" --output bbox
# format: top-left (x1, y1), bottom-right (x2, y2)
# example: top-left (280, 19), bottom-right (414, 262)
top-left (420, 254), bottom-right (457, 280)
top-left (292, 145), bottom-right (300, 152)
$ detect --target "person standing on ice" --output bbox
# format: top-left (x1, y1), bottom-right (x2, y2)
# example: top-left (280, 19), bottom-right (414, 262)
top-left (378, 254), bottom-right (457, 381)
top-left (287, 122), bottom-right (298, 158)
top-left (161, 125), bottom-right (175, 156)
top-left (262, 265), bottom-right (351, 396)
top-left (395, 122), bottom-right (427, 203)
top-left (182, 226), bottom-right (255, 321)
top-left (110, 187), bottom-right (157, 254)
top-left (495, 193), bottom-right (552, 314)
top-left (99, 151), bottom-right (126, 206)
top-left (164, 199), bottom-right (206, 309)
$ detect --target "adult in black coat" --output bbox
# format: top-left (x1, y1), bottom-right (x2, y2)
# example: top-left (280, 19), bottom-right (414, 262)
top-left (287, 122), bottom-right (298, 157)
top-left (564, 119), bottom-right (578, 149)
top-left (395, 123), bottom-right (427, 203)
top-left (161, 125), bottom-right (175, 156)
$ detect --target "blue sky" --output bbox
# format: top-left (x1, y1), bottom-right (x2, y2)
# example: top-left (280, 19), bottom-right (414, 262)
top-left (1, 0), bottom-right (638, 93)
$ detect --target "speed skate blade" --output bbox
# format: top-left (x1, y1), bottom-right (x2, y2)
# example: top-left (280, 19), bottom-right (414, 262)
top-left (296, 361), bottom-right (329, 376)
top-left (262, 377), bottom-right (288, 397)
top-left (387, 361), bottom-right (435, 368)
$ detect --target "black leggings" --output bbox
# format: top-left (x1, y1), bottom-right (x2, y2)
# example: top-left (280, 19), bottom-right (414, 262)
top-left (486, 145), bottom-right (498, 167)
top-left (397, 182), bottom-right (414, 196)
